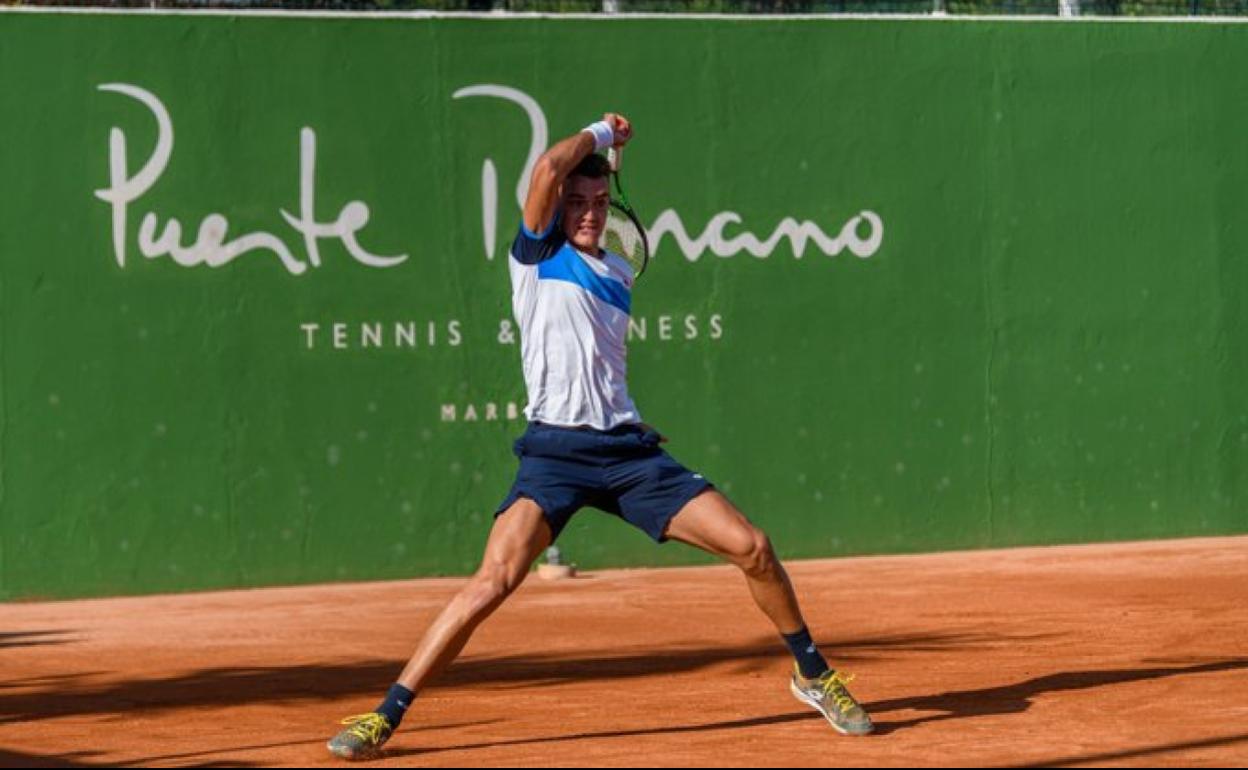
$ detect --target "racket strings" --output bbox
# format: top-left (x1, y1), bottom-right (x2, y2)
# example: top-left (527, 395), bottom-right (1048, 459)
top-left (601, 202), bottom-right (649, 277)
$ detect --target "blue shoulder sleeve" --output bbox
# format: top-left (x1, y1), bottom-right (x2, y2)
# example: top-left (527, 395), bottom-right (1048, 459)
top-left (510, 215), bottom-right (567, 265)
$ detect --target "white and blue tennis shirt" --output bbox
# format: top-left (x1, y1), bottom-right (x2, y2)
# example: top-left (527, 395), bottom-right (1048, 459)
top-left (508, 216), bottom-right (641, 430)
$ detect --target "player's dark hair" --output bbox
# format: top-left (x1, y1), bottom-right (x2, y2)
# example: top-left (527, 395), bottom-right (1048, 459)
top-left (569, 152), bottom-right (611, 181)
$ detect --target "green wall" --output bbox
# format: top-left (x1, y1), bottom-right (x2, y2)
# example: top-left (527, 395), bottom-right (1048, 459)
top-left (1, 11), bottom-right (1245, 599)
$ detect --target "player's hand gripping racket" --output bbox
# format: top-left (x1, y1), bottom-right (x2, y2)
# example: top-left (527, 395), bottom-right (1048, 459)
top-left (600, 146), bottom-right (650, 279)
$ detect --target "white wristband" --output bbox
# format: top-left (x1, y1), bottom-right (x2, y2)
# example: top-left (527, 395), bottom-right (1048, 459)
top-left (582, 120), bottom-right (614, 152)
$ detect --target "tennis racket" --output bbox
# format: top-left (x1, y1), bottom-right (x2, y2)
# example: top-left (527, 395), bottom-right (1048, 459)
top-left (600, 146), bottom-right (650, 279)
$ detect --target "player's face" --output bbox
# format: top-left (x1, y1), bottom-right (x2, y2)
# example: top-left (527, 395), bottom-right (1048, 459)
top-left (561, 175), bottom-right (610, 253)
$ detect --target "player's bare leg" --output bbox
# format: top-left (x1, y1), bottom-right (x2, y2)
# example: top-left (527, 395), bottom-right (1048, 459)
top-left (663, 489), bottom-right (804, 633)
top-left (327, 498), bottom-right (551, 759)
top-left (396, 497), bottom-right (552, 691)
top-left (663, 490), bottom-right (874, 736)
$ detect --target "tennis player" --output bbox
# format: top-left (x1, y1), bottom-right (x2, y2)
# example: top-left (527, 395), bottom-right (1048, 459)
top-left (327, 113), bottom-right (873, 760)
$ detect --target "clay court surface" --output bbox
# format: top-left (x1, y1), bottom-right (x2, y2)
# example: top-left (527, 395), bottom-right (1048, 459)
top-left (2, 536), bottom-right (1246, 768)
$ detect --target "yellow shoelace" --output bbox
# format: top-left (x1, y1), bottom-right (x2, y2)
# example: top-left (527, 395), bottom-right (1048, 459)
top-left (341, 713), bottom-right (391, 743)
top-left (820, 671), bottom-right (859, 715)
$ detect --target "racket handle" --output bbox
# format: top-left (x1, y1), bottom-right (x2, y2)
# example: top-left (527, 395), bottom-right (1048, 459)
top-left (608, 146), bottom-right (622, 172)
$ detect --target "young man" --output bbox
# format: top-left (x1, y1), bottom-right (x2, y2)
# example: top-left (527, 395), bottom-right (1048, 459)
top-left (327, 114), bottom-right (873, 760)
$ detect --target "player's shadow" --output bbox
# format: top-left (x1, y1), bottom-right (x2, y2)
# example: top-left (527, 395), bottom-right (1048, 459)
top-left (864, 657), bottom-right (1248, 736)
top-left (0, 630), bottom-right (1011, 726)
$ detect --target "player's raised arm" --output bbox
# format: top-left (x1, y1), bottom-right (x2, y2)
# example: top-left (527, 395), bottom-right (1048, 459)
top-left (522, 113), bottom-right (632, 235)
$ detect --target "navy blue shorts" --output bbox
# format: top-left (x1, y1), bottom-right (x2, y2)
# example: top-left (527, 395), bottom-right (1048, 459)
top-left (495, 422), bottom-right (714, 543)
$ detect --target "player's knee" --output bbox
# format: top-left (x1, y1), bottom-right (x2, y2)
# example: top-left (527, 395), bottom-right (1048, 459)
top-left (469, 561), bottom-right (525, 608)
top-left (734, 528), bottom-right (777, 578)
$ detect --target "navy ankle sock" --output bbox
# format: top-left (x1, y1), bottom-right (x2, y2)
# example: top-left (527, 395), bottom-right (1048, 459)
top-left (375, 683), bottom-right (414, 729)
top-left (782, 626), bottom-right (830, 680)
